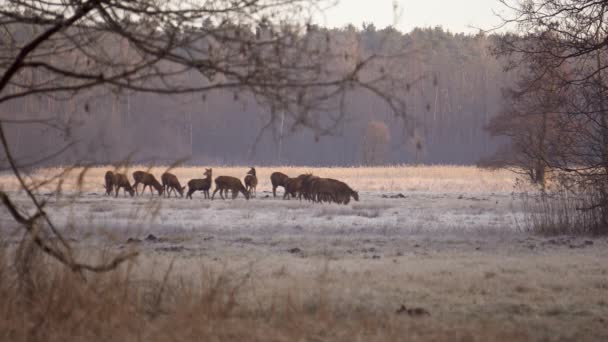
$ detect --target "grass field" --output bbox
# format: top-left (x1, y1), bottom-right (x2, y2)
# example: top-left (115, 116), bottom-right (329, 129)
top-left (1, 166), bottom-right (606, 341)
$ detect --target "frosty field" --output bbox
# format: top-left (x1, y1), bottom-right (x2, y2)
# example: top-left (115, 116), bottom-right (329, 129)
top-left (1, 166), bottom-right (607, 340)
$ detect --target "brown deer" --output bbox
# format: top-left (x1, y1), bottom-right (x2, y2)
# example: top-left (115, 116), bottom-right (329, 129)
top-left (299, 174), bottom-right (320, 201)
top-left (113, 173), bottom-right (135, 197)
top-left (161, 172), bottom-right (186, 197)
top-left (307, 177), bottom-right (358, 205)
top-left (283, 174), bottom-right (310, 200)
top-left (104, 170), bottom-right (114, 196)
top-left (322, 178), bottom-right (359, 204)
top-left (244, 167), bottom-right (258, 198)
top-left (186, 168), bottom-right (213, 199)
top-left (132, 170), bottom-right (164, 196)
top-left (211, 176), bottom-right (250, 200)
top-left (270, 171), bottom-right (289, 198)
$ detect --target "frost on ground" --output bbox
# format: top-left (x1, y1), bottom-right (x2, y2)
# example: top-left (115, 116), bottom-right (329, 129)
top-left (1, 166), bottom-right (607, 340)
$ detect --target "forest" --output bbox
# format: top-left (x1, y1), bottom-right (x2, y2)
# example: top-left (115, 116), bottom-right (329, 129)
top-left (1, 25), bottom-right (511, 167)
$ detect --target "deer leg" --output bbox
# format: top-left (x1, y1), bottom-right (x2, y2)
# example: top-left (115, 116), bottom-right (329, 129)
top-left (211, 188), bottom-right (220, 200)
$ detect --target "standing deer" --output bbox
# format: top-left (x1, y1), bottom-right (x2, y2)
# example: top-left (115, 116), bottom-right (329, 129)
top-left (211, 176), bottom-right (250, 200)
top-left (186, 168), bottom-right (213, 199)
top-left (132, 170), bottom-right (164, 196)
top-left (113, 173), bottom-right (135, 197)
top-left (270, 171), bottom-right (289, 198)
top-left (244, 167), bottom-right (258, 198)
top-left (161, 172), bottom-right (186, 197)
top-left (104, 170), bottom-right (114, 196)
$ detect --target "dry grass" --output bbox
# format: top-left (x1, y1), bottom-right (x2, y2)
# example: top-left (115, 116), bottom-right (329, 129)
top-left (0, 165), bottom-right (520, 194)
top-left (2, 165), bottom-right (606, 341)
top-left (1, 243), bottom-right (607, 342)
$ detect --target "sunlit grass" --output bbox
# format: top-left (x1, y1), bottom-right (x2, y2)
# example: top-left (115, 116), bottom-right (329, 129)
top-left (0, 165), bottom-right (521, 194)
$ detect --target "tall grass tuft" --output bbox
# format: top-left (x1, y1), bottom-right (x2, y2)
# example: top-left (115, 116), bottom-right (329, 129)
top-left (521, 186), bottom-right (608, 235)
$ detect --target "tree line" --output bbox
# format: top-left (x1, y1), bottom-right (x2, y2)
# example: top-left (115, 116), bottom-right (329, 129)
top-left (2, 25), bottom-right (513, 167)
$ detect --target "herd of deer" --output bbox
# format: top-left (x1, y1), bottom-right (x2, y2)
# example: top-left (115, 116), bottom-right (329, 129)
top-left (103, 167), bottom-right (359, 205)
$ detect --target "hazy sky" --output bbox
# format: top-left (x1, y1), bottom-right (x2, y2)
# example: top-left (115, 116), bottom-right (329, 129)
top-left (317, 0), bottom-right (509, 33)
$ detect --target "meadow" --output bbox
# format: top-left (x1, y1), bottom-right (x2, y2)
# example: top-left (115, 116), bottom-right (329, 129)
top-left (0, 165), bottom-right (606, 341)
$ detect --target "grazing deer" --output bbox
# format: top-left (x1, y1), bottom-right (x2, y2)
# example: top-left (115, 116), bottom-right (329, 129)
top-left (333, 180), bottom-right (359, 204)
top-left (132, 170), bottom-right (164, 196)
top-left (244, 167), bottom-right (258, 198)
top-left (270, 171), bottom-right (289, 198)
top-left (211, 176), bottom-right (250, 200)
top-left (186, 168), bottom-right (213, 199)
top-left (283, 174), bottom-right (310, 200)
top-left (113, 173), bottom-right (135, 197)
top-left (299, 174), bottom-right (319, 201)
top-left (104, 170), bottom-right (114, 196)
top-left (161, 172), bottom-right (186, 197)
top-left (306, 177), bottom-right (358, 205)
top-left (321, 178), bottom-right (358, 204)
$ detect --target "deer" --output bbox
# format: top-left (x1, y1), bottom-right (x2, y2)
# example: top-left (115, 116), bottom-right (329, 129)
top-left (161, 172), bottom-right (186, 198)
top-left (244, 167), bottom-right (258, 198)
top-left (307, 177), bottom-right (358, 205)
top-left (270, 171), bottom-right (289, 198)
top-left (186, 168), bottom-right (213, 199)
top-left (132, 170), bottom-right (164, 196)
top-left (299, 174), bottom-right (320, 201)
top-left (113, 173), bottom-right (135, 197)
top-left (211, 176), bottom-right (250, 200)
top-left (104, 170), bottom-right (114, 196)
top-left (283, 174), bottom-right (310, 200)
top-left (331, 179), bottom-right (359, 204)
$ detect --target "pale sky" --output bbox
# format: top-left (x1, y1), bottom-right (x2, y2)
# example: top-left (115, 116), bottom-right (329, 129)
top-left (317, 0), bottom-right (510, 33)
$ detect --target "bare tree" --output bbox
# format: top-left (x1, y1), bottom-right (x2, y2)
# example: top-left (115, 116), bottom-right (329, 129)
top-left (494, 0), bottom-right (608, 232)
top-left (486, 46), bottom-right (568, 188)
top-left (0, 0), bottom-right (413, 271)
